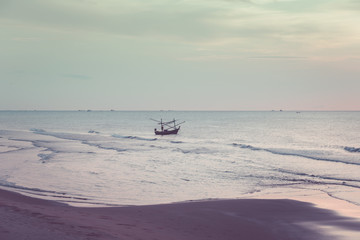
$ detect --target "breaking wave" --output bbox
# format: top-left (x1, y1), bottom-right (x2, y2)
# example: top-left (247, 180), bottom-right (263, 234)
top-left (275, 168), bottom-right (360, 187)
top-left (30, 129), bottom-right (128, 153)
top-left (82, 141), bottom-right (127, 153)
top-left (0, 180), bottom-right (92, 203)
top-left (344, 146), bottom-right (360, 153)
top-left (174, 147), bottom-right (214, 155)
top-left (232, 143), bottom-right (360, 166)
top-left (112, 134), bottom-right (157, 142)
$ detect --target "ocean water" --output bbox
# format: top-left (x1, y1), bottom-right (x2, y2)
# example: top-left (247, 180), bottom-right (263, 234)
top-left (0, 111), bottom-right (359, 206)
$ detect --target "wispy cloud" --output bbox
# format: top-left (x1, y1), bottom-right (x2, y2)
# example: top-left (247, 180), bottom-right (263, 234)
top-left (248, 56), bottom-right (307, 60)
top-left (1, 0), bottom-right (359, 62)
top-left (1, 0), bottom-right (359, 110)
top-left (179, 55), bottom-right (239, 62)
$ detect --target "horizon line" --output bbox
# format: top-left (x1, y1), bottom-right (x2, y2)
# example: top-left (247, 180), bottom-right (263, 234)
top-left (1, 109), bottom-right (360, 112)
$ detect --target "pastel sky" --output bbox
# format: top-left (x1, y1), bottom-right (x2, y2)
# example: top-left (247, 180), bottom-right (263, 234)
top-left (1, 0), bottom-right (359, 110)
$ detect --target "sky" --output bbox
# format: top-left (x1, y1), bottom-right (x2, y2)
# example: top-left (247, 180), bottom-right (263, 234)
top-left (1, 0), bottom-right (359, 111)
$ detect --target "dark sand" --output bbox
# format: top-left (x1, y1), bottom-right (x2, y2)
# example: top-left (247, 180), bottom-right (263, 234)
top-left (1, 188), bottom-right (360, 240)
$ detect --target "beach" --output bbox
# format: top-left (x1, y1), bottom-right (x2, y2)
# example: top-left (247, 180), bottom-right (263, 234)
top-left (1, 111), bottom-right (360, 239)
top-left (1, 188), bottom-right (360, 240)
top-left (2, 0), bottom-right (360, 237)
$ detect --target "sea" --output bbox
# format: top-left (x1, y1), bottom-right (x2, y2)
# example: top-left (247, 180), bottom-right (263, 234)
top-left (0, 111), bottom-right (359, 207)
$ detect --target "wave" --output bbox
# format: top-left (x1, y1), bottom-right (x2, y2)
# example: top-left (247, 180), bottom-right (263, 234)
top-left (174, 147), bottom-right (213, 155)
top-left (82, 141), bottom-right (127, 153)
top-left (30, 128), bottom-right (47, 133)
top-left (112, 134), bottom-right (157, 142)
top-left (0, 180), bottom-right (86, 200)
top-left (0, 180), bottom-right (63, 195)
top-left (232, 143), bottom-right (360, 166)
top-left (344, 146), bottom-right (360, 153)
top-left (38, 153), bottom-right (55, 163)
top-left (0, 181), bottom-right (101, 205)
top-left (0, 146), bottom-right (27, 154)
top-left (88, 130), bottom-right (100, 134)
top-left (31, 130), bottom-right (124, 151)
top-left (276, 168), bottom-right (360, 186)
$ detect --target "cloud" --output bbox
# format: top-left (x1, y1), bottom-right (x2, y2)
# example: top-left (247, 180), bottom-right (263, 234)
top-left (179, 55), bottom-right (239, 62)
top-left (0, 0), bottom-right (222, 40)
top-left (331, 0), bottom-right (360, 11)
top-left (248, 56), bottom-right (307, 60)
top-left (1, 0), bottom-right (360, 61)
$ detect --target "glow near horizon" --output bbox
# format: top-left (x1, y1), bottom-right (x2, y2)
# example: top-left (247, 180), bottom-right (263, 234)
top-left (0, 0), bottom-right (359, 111)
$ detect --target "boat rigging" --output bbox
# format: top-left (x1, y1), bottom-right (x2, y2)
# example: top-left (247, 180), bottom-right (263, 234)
top-left (151, 118), bottom-right (185, 135)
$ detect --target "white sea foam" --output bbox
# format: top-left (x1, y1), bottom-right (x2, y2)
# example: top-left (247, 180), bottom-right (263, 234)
top-left (0, 111), bottom-right (359, 206)
top-left (232, 143), bottom-right (360, 166)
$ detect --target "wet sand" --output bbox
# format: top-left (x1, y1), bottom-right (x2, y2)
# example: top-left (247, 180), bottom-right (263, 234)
top-left (1, 188), bottom-right (360, 240)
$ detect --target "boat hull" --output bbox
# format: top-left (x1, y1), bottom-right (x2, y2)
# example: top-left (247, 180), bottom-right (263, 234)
top-left (155, 128), bottom-right (180, 135)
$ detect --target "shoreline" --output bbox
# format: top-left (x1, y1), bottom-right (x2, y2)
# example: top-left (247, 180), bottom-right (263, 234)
top-left (1, 188), bottom-right (360, 240)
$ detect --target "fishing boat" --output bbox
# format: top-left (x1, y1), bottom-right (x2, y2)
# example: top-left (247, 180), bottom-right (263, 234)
top-left (151, 118), bottom-right (185, 135)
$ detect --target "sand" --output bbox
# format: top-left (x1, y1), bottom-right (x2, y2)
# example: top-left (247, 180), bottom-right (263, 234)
top-left (1, 188), bottom-right (360, 240)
